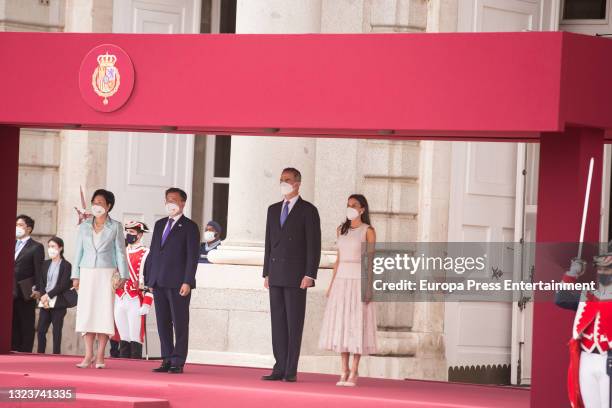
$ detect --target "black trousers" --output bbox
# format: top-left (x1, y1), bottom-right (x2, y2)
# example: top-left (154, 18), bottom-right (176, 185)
top-left (11, 297), bottom-right (36, 352)
top-left (153, 287), bottom-right (191, 366)
top-left (269, 286), bottom-right (307, 377)
top-left (37, 307), bottom-right (67, 354)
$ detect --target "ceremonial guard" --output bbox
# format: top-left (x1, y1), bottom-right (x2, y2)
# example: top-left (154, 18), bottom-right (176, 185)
top-left (556, 252), bottom-right (612, 408)
top-left (114, 221), bottom-right (153, 359)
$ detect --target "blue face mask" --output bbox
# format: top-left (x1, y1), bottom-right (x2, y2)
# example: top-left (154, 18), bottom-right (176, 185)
top-left (598, 273), bottom-right (612, 287)
top-left (125, 234), bottom-right (138, 245)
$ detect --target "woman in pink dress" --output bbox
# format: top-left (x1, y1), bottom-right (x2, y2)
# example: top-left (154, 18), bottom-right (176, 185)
top-left (319, 194), bottom-right (377, 386)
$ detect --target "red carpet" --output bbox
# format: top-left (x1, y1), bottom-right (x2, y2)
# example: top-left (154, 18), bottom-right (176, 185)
top-left (0, 353), bottom-right (529, 407)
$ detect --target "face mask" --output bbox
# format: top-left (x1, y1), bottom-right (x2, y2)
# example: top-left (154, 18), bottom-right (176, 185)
top-left (48, 247), bottom-right (59, 259)
top-left (204, 231), bottom-right (217, 242)
top-left (165, 202), bottom-right (180, 216)
top-left (280, 182), bottom-right (294, 196)
top-left (91, 205), bottom-right (106, 217)
top-left (125, 234), bottom-right (138, 245)
top-left (346, 207), bottom-right (361, 221)
top-left (15, 226), bottom-right (25, 239)
top-left (599, 274), bottom-right (612, 287)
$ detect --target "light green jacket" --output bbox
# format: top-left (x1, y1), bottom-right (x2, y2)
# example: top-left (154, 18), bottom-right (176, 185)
top-left (71, 217), bottom-right (128, 280)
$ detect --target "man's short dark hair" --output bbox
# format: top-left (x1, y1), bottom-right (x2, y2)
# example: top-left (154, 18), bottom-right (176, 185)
top-left (282, 167), bottom-right (302, 182)
top-left (16, 214), bottom-right (35, 232)
top-left (166, 187), bottom-right (188, 202)
top-left (91, 189), bottom-right (116, 212)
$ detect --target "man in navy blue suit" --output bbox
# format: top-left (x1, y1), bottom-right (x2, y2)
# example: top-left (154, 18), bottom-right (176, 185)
top-left (144, 187), bottom-right (200, 374)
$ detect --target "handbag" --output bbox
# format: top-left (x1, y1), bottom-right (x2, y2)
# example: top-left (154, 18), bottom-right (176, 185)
top-left (62, 288), bottom-right (78, 308)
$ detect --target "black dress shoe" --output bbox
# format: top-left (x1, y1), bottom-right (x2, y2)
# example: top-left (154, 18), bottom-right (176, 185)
top-left (283, 375), bottom-right (297, 382)
top-left (168, 365), bottom-right (184, 374)
top-left (152, 361), bottom-right (171, 373)
top-left (261, 373), bottom-right (284, 381)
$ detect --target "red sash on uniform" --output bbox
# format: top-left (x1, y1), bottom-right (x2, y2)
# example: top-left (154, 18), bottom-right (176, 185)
top-left (568, 338), bottom-right (584, 408)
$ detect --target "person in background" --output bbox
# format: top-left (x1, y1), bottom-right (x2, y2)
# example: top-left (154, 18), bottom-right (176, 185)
top-left (145, 188), bottom-right (200, 374)
top-left (37, 236), bottom-right (72, 354)
top-left (12, 215), bottom-right (45, 352)
top-left (72, 189), bottom-right (128, 369)
top-left (114, 221), bottom-right (153, 359)
top-left (319, 194), bottom-right (377, 387)
top-left (199, 220), bottom-right (223, 264)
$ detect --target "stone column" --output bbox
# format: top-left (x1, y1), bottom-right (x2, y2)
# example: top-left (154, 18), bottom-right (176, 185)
top-left (212, 0), bottom-right (324, 265)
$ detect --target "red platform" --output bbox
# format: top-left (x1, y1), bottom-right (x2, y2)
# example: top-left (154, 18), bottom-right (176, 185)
top-left (0, 353), bottom-right (528, 408)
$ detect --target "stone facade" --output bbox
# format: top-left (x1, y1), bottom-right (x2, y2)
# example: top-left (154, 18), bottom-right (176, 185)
top-left (9, 0), bottom-right (457, 380)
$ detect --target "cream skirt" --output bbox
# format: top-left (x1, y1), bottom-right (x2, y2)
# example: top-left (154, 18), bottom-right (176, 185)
top-left (75, 267), bottom-right (116, 336)
top-left (318, 262), bottom-right (378, 355)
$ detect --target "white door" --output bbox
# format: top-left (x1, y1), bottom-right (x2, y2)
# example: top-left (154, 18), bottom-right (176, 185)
top-left (448, 0), bottom-right (547, 382)
top-left (108, 0), bottom-right (201, 239)
top-left (108, 0), bottom-right (201, 359)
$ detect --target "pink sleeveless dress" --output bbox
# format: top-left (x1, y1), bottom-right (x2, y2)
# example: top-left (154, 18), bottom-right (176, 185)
top-left (318, 223), bottom-right (377, 355)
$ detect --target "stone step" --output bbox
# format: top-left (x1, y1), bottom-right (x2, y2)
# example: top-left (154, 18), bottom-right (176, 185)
top-left (375, 330), bottom-right (417, 356)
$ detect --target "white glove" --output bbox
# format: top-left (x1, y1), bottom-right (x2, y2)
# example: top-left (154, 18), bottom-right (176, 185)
top-left (568, 258), bottom-right (586, 277)
top-left (138, 304), bottom-right (151, 316)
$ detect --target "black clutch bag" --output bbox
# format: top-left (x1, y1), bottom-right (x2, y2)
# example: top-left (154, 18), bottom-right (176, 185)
top-left (62, 288), bottom-right (78, 308)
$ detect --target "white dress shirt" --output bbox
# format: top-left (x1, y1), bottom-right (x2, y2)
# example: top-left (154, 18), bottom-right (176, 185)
top-left (165, 213), bottom-right (183, 231)
top-left (282, 195), bottom-right (300, 213)
top-left (14, 236), bottom-right (31, 260)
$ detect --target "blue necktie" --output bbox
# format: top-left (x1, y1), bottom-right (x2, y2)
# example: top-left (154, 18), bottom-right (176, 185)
top-left (280, 201), bottom-right (289, 227)
top-left (15, 240), bottom-right (22, 254)
top-left (161, 218), bottom-right (175, 245)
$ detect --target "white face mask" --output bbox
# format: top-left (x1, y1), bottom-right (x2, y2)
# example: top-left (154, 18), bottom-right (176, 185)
top-left (203, 231), bottom-right (217, 242)
top-left (280, 182), bottom-right (294, 196)
top-left (48, 247), bottom-right (60, 259)
top-left (15, 226), bottom-right (26, 239)
top-left (91, 204), bottom-right (106, 217)
top-left (346, 207), bottom-right (361, 221)
top-left (165, 202), bottom-right (180, 216)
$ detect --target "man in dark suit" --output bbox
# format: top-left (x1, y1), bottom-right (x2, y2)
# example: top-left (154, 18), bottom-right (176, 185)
top-left (262, 168), bottom-right (321, 382)
top-left (144, 188), bottom-right (200, 374)
top-left (12, 214), bottom-right (45, 352)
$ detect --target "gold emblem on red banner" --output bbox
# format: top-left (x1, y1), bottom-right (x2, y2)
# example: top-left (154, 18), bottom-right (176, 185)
top-left (92, 52), bottom-right (121, 105)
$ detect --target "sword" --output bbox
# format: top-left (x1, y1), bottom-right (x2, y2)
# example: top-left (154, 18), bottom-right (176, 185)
top-left (144, 312), bottom-right (149, 360)
top-left (577, 157), bottom-right (595, 260)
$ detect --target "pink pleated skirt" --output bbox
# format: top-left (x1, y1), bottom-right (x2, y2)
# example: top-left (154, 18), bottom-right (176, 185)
top-left (318, 262), bottom-right (377, 355)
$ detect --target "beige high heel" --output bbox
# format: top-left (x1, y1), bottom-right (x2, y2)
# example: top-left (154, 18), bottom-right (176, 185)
top-left (76, 357), bottom-right (95, 368)
top-left (95, 358), bottom-right (106, 369)
top-left (336, 371), bottom-right (350, 386)
top-left (345, 372), bottom-right (359, 387)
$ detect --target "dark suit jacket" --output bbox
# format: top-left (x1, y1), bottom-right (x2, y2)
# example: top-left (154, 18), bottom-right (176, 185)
top-left (263, 197), bottom-right (321, 288)
top-left (144, 214), bottom-right (200, 289)
top-left (38, 259), bottom-right (73, 309)
top-left (14, 238), bottom-right (45, 300)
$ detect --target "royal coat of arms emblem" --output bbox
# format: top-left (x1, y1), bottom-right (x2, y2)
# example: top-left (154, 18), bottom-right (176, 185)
top-left (92, 52), bottom-right (120, 105)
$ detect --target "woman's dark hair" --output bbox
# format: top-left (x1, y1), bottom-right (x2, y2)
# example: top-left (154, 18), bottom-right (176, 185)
top-left (91, 189), bottom-right (115, 212)
top-left (165, 187), bottom-right (188, 202)
top-left (48, 236), bottom-right (65, 259)
top-left (340, 194), bottom-right (372, 235)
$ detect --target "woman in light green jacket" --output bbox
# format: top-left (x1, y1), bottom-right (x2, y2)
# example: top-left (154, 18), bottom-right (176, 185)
top-left (72, 189), bottom-right (128, 369)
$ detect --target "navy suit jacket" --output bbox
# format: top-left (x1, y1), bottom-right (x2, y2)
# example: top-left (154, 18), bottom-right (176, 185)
top-left (144, 214), bottom-right (200, 289)
top-left (263, 197), bottom-right (321, 288)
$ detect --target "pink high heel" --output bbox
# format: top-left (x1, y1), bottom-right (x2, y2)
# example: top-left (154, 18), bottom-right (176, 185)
top-left (336, 371), bottom-right (349, 386)
top-left (75, 357), bottom-right (95, 368)
top-left (345, 372), bottom-right (359, 387)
